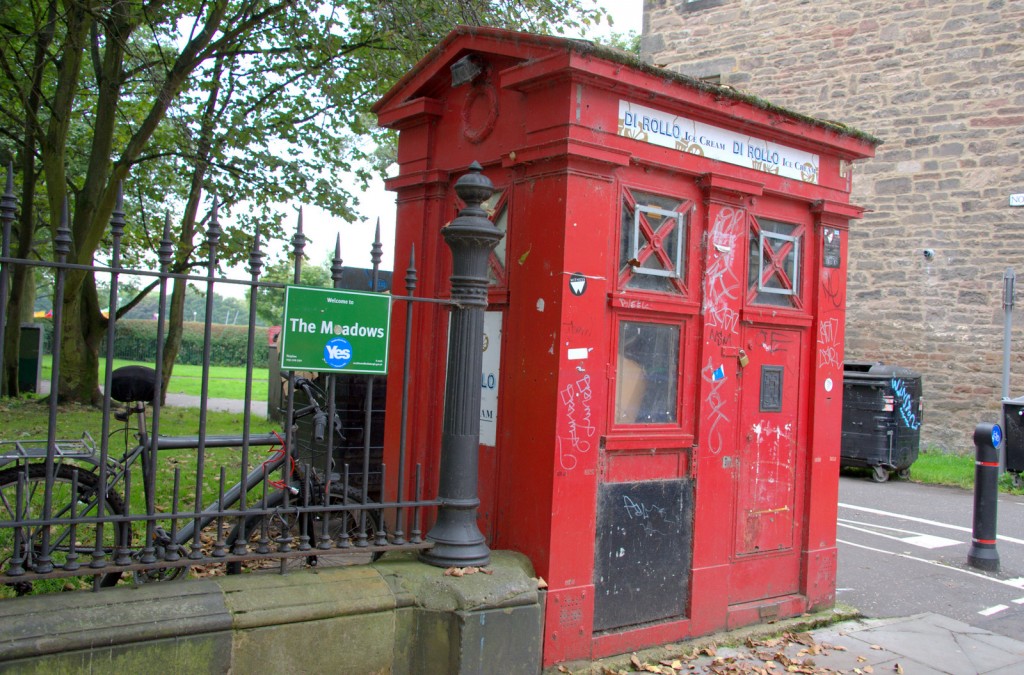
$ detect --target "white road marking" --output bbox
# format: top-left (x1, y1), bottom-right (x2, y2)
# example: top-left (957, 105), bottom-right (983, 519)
top-left (838, 503), bottom-right (1024, 546)
top-left (1013, 597), bottom-right (1024, 605)
top-left (837, 538), bottom-right (1024, 591)
top-left (837, 518), bottom-right (960, 549)
top-left (902, 534), bottom-right (962, 549)
top-left (979, 605), bottom-right (1009, 616)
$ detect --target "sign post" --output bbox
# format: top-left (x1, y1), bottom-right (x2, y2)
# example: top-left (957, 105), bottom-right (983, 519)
top-left (279, 286), bottom-right (391, 374)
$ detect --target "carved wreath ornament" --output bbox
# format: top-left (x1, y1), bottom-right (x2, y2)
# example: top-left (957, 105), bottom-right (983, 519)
top-left (462, 81), bottom-right (499, 144)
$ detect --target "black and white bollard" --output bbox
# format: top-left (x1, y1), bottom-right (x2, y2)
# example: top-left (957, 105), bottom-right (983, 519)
top-left (967, 422), bottom-right (1001, 572)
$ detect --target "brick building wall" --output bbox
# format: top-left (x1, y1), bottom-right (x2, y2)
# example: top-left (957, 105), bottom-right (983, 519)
top-left (643, 0), bottom-right (1024, 452)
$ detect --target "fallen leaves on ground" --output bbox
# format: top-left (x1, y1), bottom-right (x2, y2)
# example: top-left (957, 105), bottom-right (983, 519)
top-left (442, 565), bottom-right (493, 577)
top-left (611, 630), bottom-right (876, 675)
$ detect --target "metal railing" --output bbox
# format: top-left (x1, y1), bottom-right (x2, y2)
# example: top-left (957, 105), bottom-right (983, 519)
top-left (0, 165), bottom-right (444, 592)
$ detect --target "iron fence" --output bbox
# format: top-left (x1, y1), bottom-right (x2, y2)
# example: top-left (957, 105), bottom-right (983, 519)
top-left (0, 165), bottom-right (444, 593)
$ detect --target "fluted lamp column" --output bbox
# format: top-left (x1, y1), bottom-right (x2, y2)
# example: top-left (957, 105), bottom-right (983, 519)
top-left (420, 162), bottom-right (503, 568)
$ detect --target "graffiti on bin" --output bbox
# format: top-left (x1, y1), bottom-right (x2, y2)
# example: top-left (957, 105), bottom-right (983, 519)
top-left (891, 377), bottom-right (921, 431)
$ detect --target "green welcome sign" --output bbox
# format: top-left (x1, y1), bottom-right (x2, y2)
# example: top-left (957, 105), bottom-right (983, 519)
top-left (280, 286), bottom-right (392, 375)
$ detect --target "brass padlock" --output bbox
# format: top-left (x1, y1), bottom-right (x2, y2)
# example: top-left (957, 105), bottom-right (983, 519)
top-left (738, 349), bottom-right (750, 368)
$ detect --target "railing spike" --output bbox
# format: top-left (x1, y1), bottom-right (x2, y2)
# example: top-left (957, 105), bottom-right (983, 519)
top-left (158, 212), bottom-right (174, 267)
top-left (291, 207), bottom-right (305, 283)
top-left (1, 161), bottom-right (14, 215)
top-left (248, 226), bottom-right (263, 277)
top-left (206, 200), bottom-right (222, 248)
top-left (370, 217), bottom-right (383, 272)
top-left (331, 233), bottom-right (344, 288)
top-left (405, 243), bottom-right (418, 295)
top-left (109, 182), bottom-right (125, 239)
top-left (54, 197), bottom-right (72, 258)
top-left (292, 207), bottom-right (306, 257)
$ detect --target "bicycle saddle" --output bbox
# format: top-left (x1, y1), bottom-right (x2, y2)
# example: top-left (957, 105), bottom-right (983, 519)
top-left (110, 365), bottom-right (158, 404)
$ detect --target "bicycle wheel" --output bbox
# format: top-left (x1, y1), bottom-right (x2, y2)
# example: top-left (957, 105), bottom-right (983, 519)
top-left (225, 486), bottom-right (383, 574)
top-left (314, 484), bottom-right (384, 549)
top-left (0, 463), bottom-right (128, 595)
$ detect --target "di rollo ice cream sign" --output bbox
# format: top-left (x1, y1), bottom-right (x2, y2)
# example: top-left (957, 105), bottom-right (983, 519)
top-left (618, 100), bottom-right (820, 183)
top-left (279, 286), bottom-right (391, 375)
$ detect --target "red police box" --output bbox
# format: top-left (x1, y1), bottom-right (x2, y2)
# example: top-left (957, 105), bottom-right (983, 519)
top-left (374, 26), bottom-right (878, 666)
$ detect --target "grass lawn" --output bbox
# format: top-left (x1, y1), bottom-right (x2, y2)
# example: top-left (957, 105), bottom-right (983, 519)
top-left (904, 448), bottom-right (1024, 495)
top-left (40, 356), bottom-right (269, 401)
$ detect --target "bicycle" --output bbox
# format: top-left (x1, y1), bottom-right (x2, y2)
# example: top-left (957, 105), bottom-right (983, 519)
top-left (0, 367), bottom-right (383, 594)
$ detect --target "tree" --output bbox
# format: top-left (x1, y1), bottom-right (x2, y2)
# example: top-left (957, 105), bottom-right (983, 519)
top-left (254, 254), bottom-right (333, 326)
top-left (0, 0), bottom-right (608, 402)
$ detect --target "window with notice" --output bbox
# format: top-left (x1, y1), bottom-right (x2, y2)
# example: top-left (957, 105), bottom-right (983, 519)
top-left (615, 320), bottom-right (680, 424)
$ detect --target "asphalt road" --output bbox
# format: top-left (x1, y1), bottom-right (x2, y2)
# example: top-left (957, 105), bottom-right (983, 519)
top-left (836, 473), bottom-right (1024, 641)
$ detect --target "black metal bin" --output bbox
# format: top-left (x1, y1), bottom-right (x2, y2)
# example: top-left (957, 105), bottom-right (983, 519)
top-left (840, 361), bottom-right (923, 482)
top-left (1001, 396), bottom-right (1024, 476)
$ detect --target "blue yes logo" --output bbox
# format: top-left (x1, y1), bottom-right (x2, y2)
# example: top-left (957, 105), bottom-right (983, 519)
top-left (324, 337), bottom-right (353, 369)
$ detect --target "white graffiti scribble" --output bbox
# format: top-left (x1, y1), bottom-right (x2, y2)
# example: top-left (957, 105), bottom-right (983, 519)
top-left (703, 207), bottom-right (744, 334)
top-left (558, 375), bottom-right (596, 471)
top-left (623, 495), bottom-right (666, 521)
top-left (817, 317), bottom-right (841, 369)
top-left (749, 419), bottom-right (794, 509)
top-left (618, 298), bottom-right (652, 311)
top-left (622, 496), bottom-right (675, 535)
top-left (702, 357), bottom-right (729, 455)
top-left (750, 420), bottom-right (791, 446)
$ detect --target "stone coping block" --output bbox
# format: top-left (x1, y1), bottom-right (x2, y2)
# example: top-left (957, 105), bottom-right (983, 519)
top-left (0, 549), bottom-right (541, 670)
top-left (376, 550), bottom-right (540, 613)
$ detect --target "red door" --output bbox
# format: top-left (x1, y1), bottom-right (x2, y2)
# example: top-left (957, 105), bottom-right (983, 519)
top-left (729, 325), bottom-right (805, 605)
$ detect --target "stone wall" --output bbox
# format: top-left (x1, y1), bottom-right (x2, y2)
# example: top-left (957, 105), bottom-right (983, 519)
top-left (0, 552), bottom-right (544, 675)
top-left (643, 0), bottom-right (1024, 451)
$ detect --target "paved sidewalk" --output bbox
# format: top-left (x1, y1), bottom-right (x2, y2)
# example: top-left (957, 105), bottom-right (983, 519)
top-left (563, 612), bottom-right (1024, 674)
top-left (783, 613), bottom-right (1024, 674)
top-left (164, 392), bottom-right (267, 417)
top-left (38, 380), bottom-right (267, 417)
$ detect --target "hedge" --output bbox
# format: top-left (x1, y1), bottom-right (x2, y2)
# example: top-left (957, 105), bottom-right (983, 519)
top-left (40, 320), bottom-right (271, 367)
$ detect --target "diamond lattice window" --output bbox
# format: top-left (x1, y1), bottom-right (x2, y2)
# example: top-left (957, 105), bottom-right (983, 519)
top-left (619, 189), bottom-right (689, 295)
top-left (747, 217), bottom-right (803, 308)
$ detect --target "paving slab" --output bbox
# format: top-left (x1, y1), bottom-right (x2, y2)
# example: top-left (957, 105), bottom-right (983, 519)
top-left (845, 614), bottom-right (1024, 674)
top-left (555, 612), bottom-right (1024, 674)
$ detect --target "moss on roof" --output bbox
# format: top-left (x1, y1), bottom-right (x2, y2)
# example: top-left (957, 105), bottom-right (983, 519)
top-left (562, 37), bottom-right (883, 147)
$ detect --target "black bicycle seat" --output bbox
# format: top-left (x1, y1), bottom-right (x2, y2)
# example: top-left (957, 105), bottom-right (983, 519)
top-left (110, 366), bottom-right (158, 404)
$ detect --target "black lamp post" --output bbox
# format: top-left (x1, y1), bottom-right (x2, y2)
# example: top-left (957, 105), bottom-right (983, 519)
top-left (420, 162), bottom-right (503, 568)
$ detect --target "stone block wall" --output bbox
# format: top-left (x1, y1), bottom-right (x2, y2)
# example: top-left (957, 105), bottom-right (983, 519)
top-left (0, 552), bottom-right (544, 674)
top-left (643, 0), bottom-right (1024, 451)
